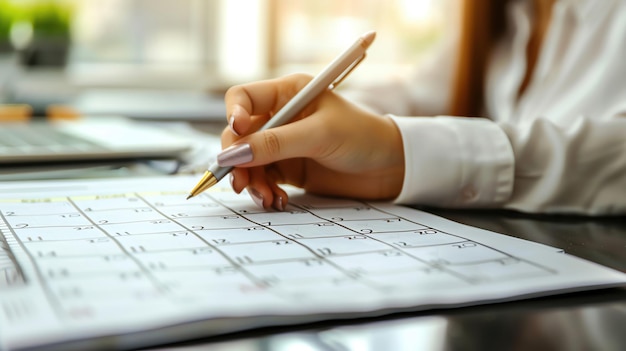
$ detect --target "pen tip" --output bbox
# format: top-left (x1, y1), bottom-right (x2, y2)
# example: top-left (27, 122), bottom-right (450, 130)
top-left (186, 194), bottom-right (193, 200)
top-left (361, 31), bottom-right (376, 48)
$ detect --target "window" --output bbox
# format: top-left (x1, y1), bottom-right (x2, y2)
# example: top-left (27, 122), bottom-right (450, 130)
top-left (269, 0), bottom-right (452, 84)
top-left (69, 0), bottom-right (219, 89)
top-left (21, 0), bottom-right (452, 89)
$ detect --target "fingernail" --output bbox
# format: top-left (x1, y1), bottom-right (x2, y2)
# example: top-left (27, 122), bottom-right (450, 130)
top-left (228, 114), bottom-right (239, 136)
top-left (273, 196), bottom-right (284, 211)
top-left (229, 173), bottom-right (236, 192)
top-left (218, 143), bottom-right (253, 167)
top-left (249, 188), bottom-right (264, 208)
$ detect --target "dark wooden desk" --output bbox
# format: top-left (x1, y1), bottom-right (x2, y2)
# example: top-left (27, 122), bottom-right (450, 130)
top-left (152, 209), bottom-right (626, 351)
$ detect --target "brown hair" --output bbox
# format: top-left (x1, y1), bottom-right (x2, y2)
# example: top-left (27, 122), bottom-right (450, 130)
top-left (450, 0), bottom-right (509, 117)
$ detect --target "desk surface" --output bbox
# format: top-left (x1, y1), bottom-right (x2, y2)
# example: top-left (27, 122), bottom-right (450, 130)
top-left (153, 208), bottom-right (626, 351)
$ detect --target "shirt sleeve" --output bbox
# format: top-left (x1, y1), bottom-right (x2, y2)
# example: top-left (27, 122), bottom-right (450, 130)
top-left (390, 116), bottom-right (514, 208)
top-left (390, 115), bottom-right (626, 215)
top-left (499, 116), bottom-right (626, 215)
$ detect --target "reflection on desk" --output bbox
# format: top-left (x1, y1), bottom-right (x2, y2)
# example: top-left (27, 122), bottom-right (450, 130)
top-left (152, 209), bottom-right (626, 351)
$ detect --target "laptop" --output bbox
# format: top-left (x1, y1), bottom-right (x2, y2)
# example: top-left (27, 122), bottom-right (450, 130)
top-left (0, 117), bottom-right (193, 164)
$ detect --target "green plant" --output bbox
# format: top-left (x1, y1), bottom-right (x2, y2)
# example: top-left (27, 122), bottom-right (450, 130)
top-left (28, 1), bottom-right (72, 39)
top-left (0, 0), bottom-right (13, 42)
top-left (10, 1), bottom-right (75, 66)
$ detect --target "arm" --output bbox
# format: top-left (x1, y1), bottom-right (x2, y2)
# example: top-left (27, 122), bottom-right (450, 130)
top-left (218, 75), bottom-right (625, 215)
top-left (393, 114), bottom-right (626, 215)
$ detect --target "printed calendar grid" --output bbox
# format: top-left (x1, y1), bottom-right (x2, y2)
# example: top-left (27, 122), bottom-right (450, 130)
top-left (0, 188), bottom-right (557, 321)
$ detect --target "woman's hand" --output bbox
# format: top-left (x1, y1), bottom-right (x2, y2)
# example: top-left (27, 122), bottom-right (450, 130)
top-left (220, 73), bottom-right (405, 210)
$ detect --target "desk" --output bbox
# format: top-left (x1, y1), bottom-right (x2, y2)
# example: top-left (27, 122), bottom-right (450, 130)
top-left (152, 208), bottom-right (626, 351)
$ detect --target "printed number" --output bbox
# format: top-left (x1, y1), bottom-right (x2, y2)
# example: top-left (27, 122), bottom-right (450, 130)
top-left (119, 272), bottom-right (143, 280)
top-left (316, 248), bottom-right (332, 256)
top-left (452, 242), bottom-right (477, 249)
top-left (381, 250), bottom-right (402, 257)
top-left (235, 256), bottom-right (253, 264)
top-left (215, 266), bottom-right (238, 274)
top-left (192, 248), bottom-right (213, 255)
top-left (48, 268), bottom-right (70, 278)
top-left (147, 262), bottom-right (167, 270)
top-left (345, 235), bottom-right (367, 240)
top-left (37, 250), bottom-right (57, 257)
top-left (302, 258), bottom-right (323, 266)
top-left (60, 213), bottom-right (80, 218)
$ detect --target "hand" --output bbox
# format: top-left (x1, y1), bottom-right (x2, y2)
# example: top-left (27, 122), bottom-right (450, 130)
top-left (220, 73), bottom-right (405, 210)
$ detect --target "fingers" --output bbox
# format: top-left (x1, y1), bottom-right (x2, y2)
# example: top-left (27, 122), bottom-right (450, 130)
top-left (218, 114), bottom-right (330, 168)
top-left (222, 74), bottom-right (316, 210)
top-left (229, 168), bottom-right (249, 193)
top-left (235, 166), bottom-right (288, 211)
top-left (229, 159), bottom-right (289, 211)
top-left (225, 74), bottom-right (313, 136)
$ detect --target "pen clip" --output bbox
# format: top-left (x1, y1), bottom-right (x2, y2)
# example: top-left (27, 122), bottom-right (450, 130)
top-left (328, 53), bottom-right (366, 90)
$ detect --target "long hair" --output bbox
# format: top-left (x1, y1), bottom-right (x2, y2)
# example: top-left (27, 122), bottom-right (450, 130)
top-left (450, 0), bottom-right (509, 117)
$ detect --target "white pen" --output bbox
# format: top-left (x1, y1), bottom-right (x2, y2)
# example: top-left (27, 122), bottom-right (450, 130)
top-left (186, 31), bottom-right (376, 199)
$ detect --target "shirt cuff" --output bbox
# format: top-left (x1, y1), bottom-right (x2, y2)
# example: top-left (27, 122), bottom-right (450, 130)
top-left (389, 116), bottom-right (514, 207)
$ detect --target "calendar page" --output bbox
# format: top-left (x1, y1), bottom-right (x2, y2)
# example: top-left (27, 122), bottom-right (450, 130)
top-left (1, 176), bottom-right (625, 350)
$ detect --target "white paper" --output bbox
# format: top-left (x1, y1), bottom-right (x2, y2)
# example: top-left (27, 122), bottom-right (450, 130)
top-left (0, 176), bottom-right (624, 351)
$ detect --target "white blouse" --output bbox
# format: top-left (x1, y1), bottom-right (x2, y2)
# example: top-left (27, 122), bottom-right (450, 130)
top-left (347, 0), bottom-right (626, 215)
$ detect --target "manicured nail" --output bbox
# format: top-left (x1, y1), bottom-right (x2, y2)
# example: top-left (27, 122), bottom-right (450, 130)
top-left (218, 143), bottom-right (253, 167)
top-left (228, 114), bottom-right (239, 136)
top-left (249, 188), bottom-right (264, 208)
top-left (273, 196), bottom-right (284, 211)
top-left (229, 173), bottom-right (236, 191)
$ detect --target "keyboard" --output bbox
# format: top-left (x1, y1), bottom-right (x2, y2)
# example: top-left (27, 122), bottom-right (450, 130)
top-left (0, 123), bottom-right (103, 155)
top-left (0, 117), bottom-right (192, 164)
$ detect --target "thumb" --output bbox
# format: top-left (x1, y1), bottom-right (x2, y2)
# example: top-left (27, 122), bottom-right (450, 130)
top-left (217, 116), bottom-right (326, 168)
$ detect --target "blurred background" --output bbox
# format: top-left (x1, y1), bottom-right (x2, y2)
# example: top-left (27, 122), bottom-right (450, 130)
top-left (0, 0), bottom-right (453, 120)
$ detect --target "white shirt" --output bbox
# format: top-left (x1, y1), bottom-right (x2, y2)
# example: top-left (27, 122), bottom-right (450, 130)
top-left (348, 0), bottom-right (626, 215)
